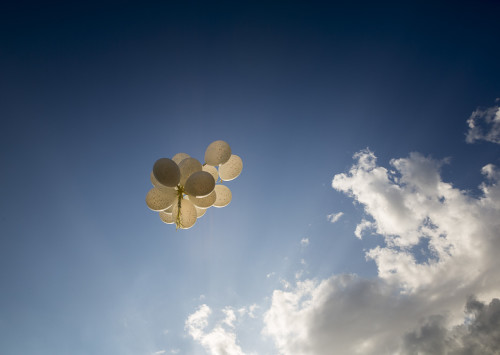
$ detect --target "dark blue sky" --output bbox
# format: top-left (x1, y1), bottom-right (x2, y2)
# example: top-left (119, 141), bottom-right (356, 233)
top-left (1, 1), bottom-right (499, 354)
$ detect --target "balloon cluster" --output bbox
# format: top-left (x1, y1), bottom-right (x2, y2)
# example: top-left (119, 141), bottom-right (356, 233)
top-left (146, 140), bottom-right (243, 229)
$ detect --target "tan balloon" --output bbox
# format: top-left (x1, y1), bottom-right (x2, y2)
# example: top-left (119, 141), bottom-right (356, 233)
top-left (146, 187), bottom-right (177, 211)
top-left (150, 171), bottom-right (173, 191)
top-left (202, 164), bottom-right (219, 183)
top-left (172, 198), bottom-right (197, 229)
top-left (219, 154), bottom-right (243, 181)
top-left (163, 203), bottom-right (174, 213)
top-left (159, 211), bottom-right (175, 224)
top-left (172, 152), bottom-right (190, 164)
top-left (178, 157), bottom-right (202, 186)
top-left (213, 184), bottom-right (232, 208)
top-left (184, 171), bottom-right (215, 197)
top-left (204, 140), bottom-right (231, 166)
top-left (153, 158), bottom-right (180, 187)
top-left (187, 190), bottom-right (216, 209)
top-left (195, 206), bottom-right (207, 218)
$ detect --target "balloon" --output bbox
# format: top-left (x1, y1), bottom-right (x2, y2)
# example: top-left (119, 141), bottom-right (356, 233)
top-left (213, 184), bottom-right (232, 207)
top-left (219, 154), bottom-right (243, 181)
top-left (187, 190), bottom-right (216, 208)
top-left (163, 204), bottom-right (174, 213)
top-left (172, 152), bottom-right (190, 164)
top-left (202, 164), bottom-right (219, 183)
top-left (172, 198), bottom-right (197, 229)
top-left (153, 158), bottom-right (180, 187)
top-left (204, 140), bottom-right (231, 166)
top-left (178, 157), bottom-right (202, 186)
top-left (195, 206), bottom-right (206, 218)
top-left (159, 211), bottom-right (175, 224)
top-left (146, 187), bottom-right (178, 211)
top-left (150, 171), bottom-right (174, 191)
top-left (184, 171), bottom-right (215, 197)
top-left (148, 142), bottom-right (241, 229)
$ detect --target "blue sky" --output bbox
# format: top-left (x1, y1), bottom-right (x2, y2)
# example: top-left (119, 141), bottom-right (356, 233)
top-left (1, 1), bottom-right (500, 354)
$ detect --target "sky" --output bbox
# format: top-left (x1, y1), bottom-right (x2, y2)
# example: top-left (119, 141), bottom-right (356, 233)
top-left (1, 1), bottom-right (500, 354)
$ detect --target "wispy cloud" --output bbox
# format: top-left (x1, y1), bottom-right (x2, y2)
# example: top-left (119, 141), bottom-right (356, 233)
top-left (466, 100), bottom-right (500, 144)
top-left (354, 218), bottom-right (373, 239)
top-left (300, 238), bottom-right (309, 247)
top-left (326, 212), bottom-right (344, 223)
top-left (185, 305), bottom-right (247, 355)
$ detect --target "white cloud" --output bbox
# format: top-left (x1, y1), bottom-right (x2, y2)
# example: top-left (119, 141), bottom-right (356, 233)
top-left (326, 212), bottom-right (344, 223)
top-left (354, 218), bottom-right (373, 239)
top-left (466, 100), bottom-right (500, 144)
top-left (185, 304), bottom-right (211, 342)
top-left (402, 297), bottom-right (500, 354)
top-left (184, 148), bottom-right (500, 355)
top-left (236, 304), bottom-right (259, 319)
top-left (263, 275), bottom-right (415, 354)
top-left (248, 304), bottom-right (259, 319)
top-left (185, 304), bottom-right (247, 355)
top-left (332, 149), bottom-right (500, 293)
top-left (222, 307), bottom-right (236, 328)
top-left (280, 279), bottom-right (291, 290)
top-left (300, 238), bottom-right (309, 247)
top-left (262, 149), bottom-right (500, 354)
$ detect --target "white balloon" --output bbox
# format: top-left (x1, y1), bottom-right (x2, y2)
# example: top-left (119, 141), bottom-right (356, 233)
top-left (195, 206), bottom-right (206, 218)
top-left (219, 154), bottom-right (243, 181)
top-left (202, 164), bottom-right (219, 183)
top-left (178, 157), bottom-right (202, 186)
top-left (213, 184), bottom-right (232, 208)
top-left (159, 211), bottom-right (175, 224)
top-left (172, 198), bottom-right (197, 229)
top-left (204, 140), bottom-right (231, 166)
top-left (187, 190), bottom-right (216, 208)
top-left (184, 171), bottom-right (215, 197)
top-left (172, 152), bottom-right (190, 164)
top-left (153, 158), bottom-right (180, 187)
top-left (146, 187), bottom-right (178, 211)
top-left (163, 203), bottom-right (174, 213)
top-left (150, 171), bottom-right (174, 191)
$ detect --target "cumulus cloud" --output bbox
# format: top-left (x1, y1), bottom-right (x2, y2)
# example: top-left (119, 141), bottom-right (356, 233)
top-left (403, 297), bottom-right (500, 354)
top-left (185, 148), bottom-right (500, 355)
top-left (327, 212), bottom-right (344, 223)
top-left (264, 275), bottom-right (411, 354)
top-left (185, 305), bottom-right (246, 355)
top-left (262, 149), bottom-right (500, 354)
top-left (466, 100), bottom-right (500, 144)
top-left (333, 149), bottom-right (500, 294)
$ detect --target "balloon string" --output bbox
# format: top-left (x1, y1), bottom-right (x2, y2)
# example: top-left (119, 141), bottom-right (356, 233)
top-left (175, 185), bottom-right (184, 230)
